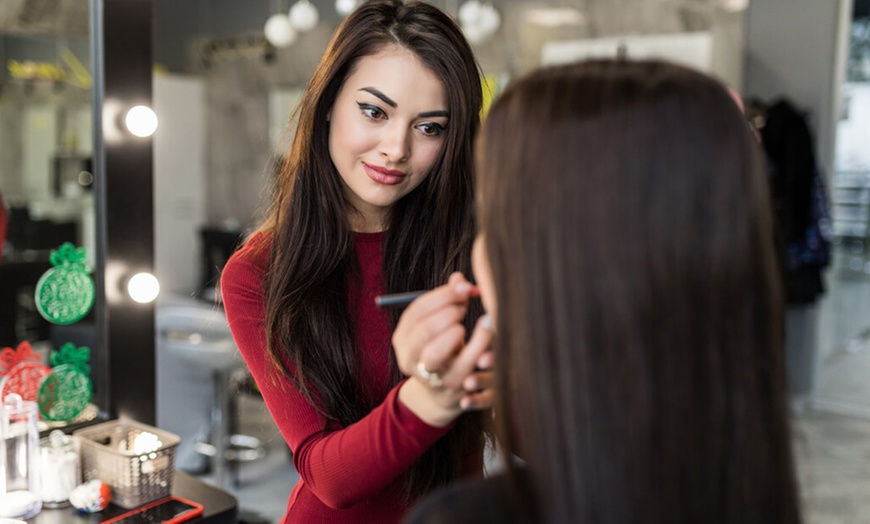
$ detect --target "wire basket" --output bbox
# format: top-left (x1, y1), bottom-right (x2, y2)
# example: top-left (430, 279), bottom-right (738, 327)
top-left (73, 419), bottom-right (180, 508)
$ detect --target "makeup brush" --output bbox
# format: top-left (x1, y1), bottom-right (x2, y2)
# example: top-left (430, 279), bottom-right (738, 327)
top-left (374, 287), bottom-right (480, 308)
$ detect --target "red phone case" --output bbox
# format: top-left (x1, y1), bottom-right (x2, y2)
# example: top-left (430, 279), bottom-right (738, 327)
top-left (101, 495), bottom-right (204, 524)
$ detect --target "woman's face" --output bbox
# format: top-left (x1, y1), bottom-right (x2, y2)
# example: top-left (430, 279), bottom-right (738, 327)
top-left (328, 44), bottom-right (449, 232)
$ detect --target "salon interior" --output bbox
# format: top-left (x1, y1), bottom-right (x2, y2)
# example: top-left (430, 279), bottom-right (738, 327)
top-left (1, 0), bottom-right (870, 522)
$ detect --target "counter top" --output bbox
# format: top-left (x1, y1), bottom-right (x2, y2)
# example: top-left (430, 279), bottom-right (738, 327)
top-left (23, 471), bottom-right (237, 524)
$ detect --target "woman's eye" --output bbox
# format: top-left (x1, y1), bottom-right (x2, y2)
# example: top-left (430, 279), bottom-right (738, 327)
top-left (418, 122), bottom-right (446, 137)
top-left (357, 102), bottom-right (386, 120)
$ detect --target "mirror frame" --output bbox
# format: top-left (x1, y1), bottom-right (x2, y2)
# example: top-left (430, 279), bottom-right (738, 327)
top-left (91, 0), bottom-right (156, 425)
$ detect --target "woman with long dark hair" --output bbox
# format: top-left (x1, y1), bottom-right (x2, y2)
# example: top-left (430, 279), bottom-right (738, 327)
top-left (220, 1), bottom-right (492, 522)
top-left (407, 58), bottom-right (802, 524)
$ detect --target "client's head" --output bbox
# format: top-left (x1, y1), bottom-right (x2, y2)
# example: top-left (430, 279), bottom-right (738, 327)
top-left (473, 59), bottom-right (799, 523)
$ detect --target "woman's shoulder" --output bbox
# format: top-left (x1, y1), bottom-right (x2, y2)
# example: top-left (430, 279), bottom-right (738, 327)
top-left (226, 231), bottom-right (271, 269)
top-left (220, 231), bottom-right (272, 292)
top-left (405, 474), bottom-right (531, 524)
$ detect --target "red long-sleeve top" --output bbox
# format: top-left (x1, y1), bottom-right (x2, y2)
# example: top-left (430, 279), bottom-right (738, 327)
top-left (220, 231), bottom-right (481, 524)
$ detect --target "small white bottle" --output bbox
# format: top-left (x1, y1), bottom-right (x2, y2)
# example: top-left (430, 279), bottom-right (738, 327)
top-left (39, 430), bottom-right (81, 508)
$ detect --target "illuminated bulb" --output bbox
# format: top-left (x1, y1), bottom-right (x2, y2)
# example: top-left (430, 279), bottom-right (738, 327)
top-left (127, 272), bottom-right (160, 304)
top-left (289, 0), bottom-right (319, 32)
top-left (458, 0), bottom-right (482, 27)
top-left (477, 4), bottom-right (501, 36)
top-left (264, 13), bottom-right (298, 48)
top-left (335, 0), bottom-right (357, 16)
top-left (124, 105), bottom-right (158, 138)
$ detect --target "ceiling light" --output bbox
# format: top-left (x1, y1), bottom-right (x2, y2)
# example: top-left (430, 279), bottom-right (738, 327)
top-left (335, 0), bottom-right (358, 16)
top-left (459, 0), bottom-right (483, 27)
top-left (264, 13), bottom-right (298, 48)
top-left (289, 0), bottom-right (319, 32)
top-left (459, 0), bottom-right (500, 45)
top-left (477, 4), bottom-right (501, 36)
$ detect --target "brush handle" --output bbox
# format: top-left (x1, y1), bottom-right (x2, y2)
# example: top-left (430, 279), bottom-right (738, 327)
top-left (374, 291), bottom-right (427, 308)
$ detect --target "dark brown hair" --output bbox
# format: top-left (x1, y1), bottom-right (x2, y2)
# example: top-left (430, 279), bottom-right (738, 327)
top-left (260, 0), bottom-right (484, 501)
top-left (477, 59), bottom-right (800, 523)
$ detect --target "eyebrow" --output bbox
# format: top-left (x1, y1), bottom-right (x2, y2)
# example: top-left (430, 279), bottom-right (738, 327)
top-left (419, 110), bottom-right (449, 118)
top-left (359, 87), bottom-right (397, 108)
top-left (358, 87), bottom-right (449, 119)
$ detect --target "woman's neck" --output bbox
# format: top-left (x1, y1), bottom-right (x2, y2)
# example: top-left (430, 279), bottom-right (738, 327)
top-left (348, 209), bottom-right (387, 233)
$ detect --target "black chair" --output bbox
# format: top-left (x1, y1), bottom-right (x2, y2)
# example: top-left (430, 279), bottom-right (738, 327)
top-left (198, 227), bottom-right (244, 303)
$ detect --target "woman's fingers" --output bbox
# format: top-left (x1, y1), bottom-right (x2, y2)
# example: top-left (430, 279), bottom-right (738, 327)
top-left (392, 272), bottom-right (478, 373)
top-left (399, 304), bottom-right (467, 365)
top-left (415, 323), bottom-right (466, 376)
top-left (462, 369), bottom-right (493, 393)
top-left (459, 359), bottom-right (494, 410)
top-left (459, 388), bottom-right (493, 411)
top-left (475, 350), bottom-right (494, 371)
top-left (430, 314), bottom-right (492, 389)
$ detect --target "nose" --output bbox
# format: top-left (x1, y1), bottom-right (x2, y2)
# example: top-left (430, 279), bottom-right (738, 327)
top-left (380, 123), bottom-right (410, 163)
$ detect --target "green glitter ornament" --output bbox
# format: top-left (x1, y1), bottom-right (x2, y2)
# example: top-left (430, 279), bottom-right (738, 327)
top-left (37, 343), bottom-right (92, 421)
top-left (35, 242), bottom-right (95, 325)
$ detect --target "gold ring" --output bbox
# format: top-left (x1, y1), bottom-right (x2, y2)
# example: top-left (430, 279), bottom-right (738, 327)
top-left (417, 361), bottom-right (443, 388)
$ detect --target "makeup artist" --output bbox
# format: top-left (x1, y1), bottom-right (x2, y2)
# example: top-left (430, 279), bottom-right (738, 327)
top-left (219, 1), bottom-right (493, 522)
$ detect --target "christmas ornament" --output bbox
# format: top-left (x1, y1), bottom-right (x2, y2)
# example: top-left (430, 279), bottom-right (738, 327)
top-left (0, 362), bottom-right (51, 404)
top-left (37, 343), bottom-right (92, 422)
top-left (35, 243), bottom-right (95, 325)
top-left (68, 480), bottom-right (111, 513)
top-left (0, 342), bottom-right (42, 376)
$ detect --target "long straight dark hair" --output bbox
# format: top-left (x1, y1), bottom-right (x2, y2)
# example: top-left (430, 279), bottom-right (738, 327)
top-left (259, 0), bottom-right (485, 500)
top-left (477, 59), bottom-right (801, 523)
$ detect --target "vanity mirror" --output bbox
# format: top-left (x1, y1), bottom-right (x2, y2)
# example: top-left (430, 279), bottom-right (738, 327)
top-left (0, 1), bottom-right (107, 427)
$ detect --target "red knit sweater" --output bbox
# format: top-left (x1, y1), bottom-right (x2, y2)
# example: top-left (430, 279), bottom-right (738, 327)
top-left (220, 231), bottom-right (480, 524)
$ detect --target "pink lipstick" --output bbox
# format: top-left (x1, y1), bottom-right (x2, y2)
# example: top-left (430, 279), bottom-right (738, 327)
top-left (363, 162), bottom-right (406, 185)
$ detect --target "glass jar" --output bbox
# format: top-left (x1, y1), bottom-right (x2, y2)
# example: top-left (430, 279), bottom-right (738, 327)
top-left (0, 394), bottom-right (42, 519)
top-left (39, 430), bottom-right (80, 508)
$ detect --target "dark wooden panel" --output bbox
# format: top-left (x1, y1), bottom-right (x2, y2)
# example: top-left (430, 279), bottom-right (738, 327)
top-left (95, 0), bottom-right (156, 424)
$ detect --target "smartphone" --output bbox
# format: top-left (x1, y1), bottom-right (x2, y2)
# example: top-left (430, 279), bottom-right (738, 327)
top-left (101, 496), bottom-right (204, 524)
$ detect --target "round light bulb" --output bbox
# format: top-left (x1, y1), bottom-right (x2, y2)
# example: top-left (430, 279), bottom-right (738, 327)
top-left (335, 0), bottom-right (357, 16)
top-left (289, 0), bottom-right (319, 32)
top-left (477, 4), bottom-right (501, 36)
top-left (124, 105), bottom-right (158, 138)
top-left (264, 13), bottom-right (298, 48)
top-left (458, 0), bottom-right (482, 27)
top-left (127, 272), bottom-right (160, 304)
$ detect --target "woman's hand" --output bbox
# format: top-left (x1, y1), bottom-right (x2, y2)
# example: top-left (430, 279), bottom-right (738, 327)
top-left (393, 273), bottom-right (494, 426)
top-left (460, 349), bottom-right (494, 411)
